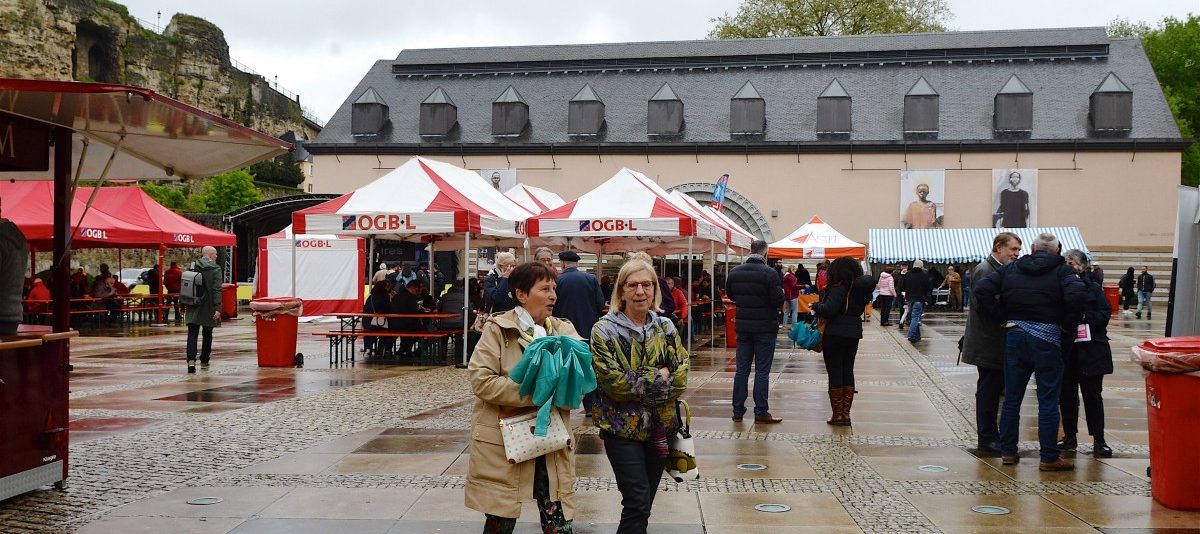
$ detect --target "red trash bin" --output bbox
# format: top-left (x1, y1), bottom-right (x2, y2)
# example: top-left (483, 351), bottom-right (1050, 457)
top-left (1102, 283), bottom-right (1120, 314)
top-left (221, 283), bottom-right (238, 319)
top-left (724, 304), bottom-right (737, 348)
top-left (251, 297), bottom-right (303, 367)
top-left (1135, 336), bottom-right (1200, 510)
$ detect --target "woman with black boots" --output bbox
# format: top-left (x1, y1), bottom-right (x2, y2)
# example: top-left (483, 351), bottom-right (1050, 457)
top-left (1059, 249), bottom-right (1114, 457)
top-left (811, 257), bottom-right (875, 426)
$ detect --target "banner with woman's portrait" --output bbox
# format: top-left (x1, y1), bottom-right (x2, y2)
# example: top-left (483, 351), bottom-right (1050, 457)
top-left (991, 169), bottom-right (1037, 228)
top-left (899, 169), bottom-right (945, 229)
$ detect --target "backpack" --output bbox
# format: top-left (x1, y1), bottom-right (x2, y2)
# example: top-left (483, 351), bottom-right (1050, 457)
top-left (179, 269), bottom-right (205, 306)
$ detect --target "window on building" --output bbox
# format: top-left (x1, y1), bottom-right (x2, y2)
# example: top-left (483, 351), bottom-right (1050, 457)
top-left (419, 87), bottom-right (457, 137)
top-left (816, 79), bottom-right (851, 138)
top-left (994, 74), bottom-right (1033, 136)
top-left (730, 81), bottom-right (765, 135)
top-left (1089, 72), bottom-right (1132, 135)
top-left (568, 84), bottom-right (605, 137)
top-left (903, 77), bottom-right (939, 139)
top-left (648, 82), bottom-right (684, 136)
top-left (351, 87), bottom-right (389, 136)
top-left (492, 86), bottom-right (529, 137)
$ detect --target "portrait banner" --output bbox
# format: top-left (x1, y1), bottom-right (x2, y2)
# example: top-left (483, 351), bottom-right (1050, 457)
top-left (899, 169), bottom-right (945, 229)
top-left (480, 168), bottom-right (517, 192)
top-left (992, 169), bottom-right (1037, 228)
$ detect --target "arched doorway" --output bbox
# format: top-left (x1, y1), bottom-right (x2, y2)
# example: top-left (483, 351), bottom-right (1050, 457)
top-left (667, 183), bottom-right (774, 242)
top-left (222, 194), bottom-right (338, 282)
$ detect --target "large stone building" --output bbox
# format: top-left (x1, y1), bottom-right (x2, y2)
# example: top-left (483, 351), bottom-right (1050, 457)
top-left (306, 27), bottom-right (1186, 254)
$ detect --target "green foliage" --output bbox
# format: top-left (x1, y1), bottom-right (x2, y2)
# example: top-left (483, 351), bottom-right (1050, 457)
top-left (249, 152), bottom-right (305, 188)
top-left (140, 182), bottom-right (186, 210)
top-left (93, 0), bottom-right (132, 21)
top-left (1110, 14), bottom-right (1200, 187)
top-left (195, 170), bottom-right (263, 214)
top-left (709, 0), bottom-right (951, 38)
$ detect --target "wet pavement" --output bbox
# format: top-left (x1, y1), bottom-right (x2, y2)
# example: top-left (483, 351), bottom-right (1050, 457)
top-left (2, 308), bottom-right (1199, 533)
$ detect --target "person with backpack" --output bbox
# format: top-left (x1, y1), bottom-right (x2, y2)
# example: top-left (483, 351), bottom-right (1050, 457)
top-left (184, 246), bottom-right (223, 373)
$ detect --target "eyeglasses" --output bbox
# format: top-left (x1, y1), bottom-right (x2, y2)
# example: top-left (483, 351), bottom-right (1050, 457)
top-left (623, 281), bottom-right (655, 292)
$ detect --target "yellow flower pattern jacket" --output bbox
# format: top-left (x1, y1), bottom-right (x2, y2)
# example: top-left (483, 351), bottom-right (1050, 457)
top-left (589, 310), bottom-right (689, 441)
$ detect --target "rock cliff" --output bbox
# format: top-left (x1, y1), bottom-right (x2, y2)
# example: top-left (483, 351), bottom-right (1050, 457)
top-left (0, 0), bottom-right (311, 139)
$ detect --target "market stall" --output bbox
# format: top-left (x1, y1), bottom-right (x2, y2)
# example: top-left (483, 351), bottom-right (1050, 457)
top-left (0, 78), bottom-right (289, 501)
top-left (768, 215), bottom-right (866, 260)
top-left (255, 225), bottom-right (364, 319)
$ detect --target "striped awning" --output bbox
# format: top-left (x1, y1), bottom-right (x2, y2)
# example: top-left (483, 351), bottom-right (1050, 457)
top-left (868, 227), bottom-right (1090, 264)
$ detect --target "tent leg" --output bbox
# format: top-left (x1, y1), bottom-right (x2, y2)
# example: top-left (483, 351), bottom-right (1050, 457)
top-left (153, 247), bottom-right (166, 326)
top-left (710, 241), bottom-right (715, 348)
top-left (290, 229), bottom-right (297, 298)
top-left (687, 237), bottom-right (693, 351)
top-left (459, 233), bottom-right (470, 368)
top-left (52, 127), bottom-right (72, 333)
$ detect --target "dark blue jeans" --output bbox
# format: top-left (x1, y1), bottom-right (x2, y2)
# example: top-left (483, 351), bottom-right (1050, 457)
top-left (907, 300), bottom-right (925, 341)
top-left (998, 328), bottom-right (1064, 462)
top-left (733, 330), bottom-right (776, 417)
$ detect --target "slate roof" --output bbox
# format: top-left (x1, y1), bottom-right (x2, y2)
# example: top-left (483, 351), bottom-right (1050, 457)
top-left (312, 28), bottom-right (1182, 147)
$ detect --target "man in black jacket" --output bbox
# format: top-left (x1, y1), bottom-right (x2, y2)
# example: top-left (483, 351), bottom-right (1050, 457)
top-left (904, 260), bottom-right (932, 342)
top-left (974, 233), bottom-right (1086, 471)
top-left (725, 240), bottom-right (786, 424)
top-left (1135, 266), bottom-right (1156, 319)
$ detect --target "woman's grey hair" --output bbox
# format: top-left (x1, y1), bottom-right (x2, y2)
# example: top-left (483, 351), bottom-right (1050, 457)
top-left (534, 246), bottom-right (553, 259)
top-left (495, 251), bottom-right (517, 266)
top-left (1064, 249), bottom-right (1089, 270)
top-left (1031, 233), bottom-right (1060, 254)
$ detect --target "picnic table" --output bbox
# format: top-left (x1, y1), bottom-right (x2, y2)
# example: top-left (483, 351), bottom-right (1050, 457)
top-left (316, 312), bottom-right (462, 365)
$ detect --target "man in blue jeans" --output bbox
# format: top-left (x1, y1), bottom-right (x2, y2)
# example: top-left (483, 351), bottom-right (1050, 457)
top-left (903, 260), bottom-right (932, 342)
top-left (974, 233), bottom-right (1086, 471)
top-left (725, 240), bottom-right (786, 424)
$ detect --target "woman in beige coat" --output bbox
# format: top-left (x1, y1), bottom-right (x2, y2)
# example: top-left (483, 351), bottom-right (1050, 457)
top-left (466, 261), bottom-right (579, 533)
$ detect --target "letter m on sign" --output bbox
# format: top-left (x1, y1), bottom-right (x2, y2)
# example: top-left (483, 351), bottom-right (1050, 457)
top-left (342, 216), bottom-right (356, 231)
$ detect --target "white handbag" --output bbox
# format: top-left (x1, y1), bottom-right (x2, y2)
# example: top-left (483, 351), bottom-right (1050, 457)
top-left (498, 407), bottom-right (571, 465)
top-left (666, 399), bottom-right (699, 481)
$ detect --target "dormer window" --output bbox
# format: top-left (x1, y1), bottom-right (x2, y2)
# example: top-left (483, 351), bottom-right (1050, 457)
top-left (648, 82), bottom-right (683, 136)
top-left (1089, 72), bottom-right (1132, 135)
top-left (568, 84), bottom-right (604, 137)
top-left (994, 74), bottom-right (1033, 136)
top-left (351, 87), bottom-right (388, 136)
top-left (903, 77), bottom-right (939, 139)
top-left (492, 86), bottom-right (529, 137)
top-left (730, 81), bottom-right (764, 135)
top-left (816, 79), bottom-right (851, 138)
top-left (419, 87), bottom-right (456, 137)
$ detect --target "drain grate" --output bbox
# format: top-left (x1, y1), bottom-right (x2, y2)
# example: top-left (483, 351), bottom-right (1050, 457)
top-left (754, 503), bottom-right (791, 513)
top-left (970, 505), bottom-right (1010, 515)
top-left (186, 497), bottom-right (222, 506)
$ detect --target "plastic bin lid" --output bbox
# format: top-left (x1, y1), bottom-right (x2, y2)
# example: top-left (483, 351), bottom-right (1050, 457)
top-left (1139, 336), bottom-right (1200, 351)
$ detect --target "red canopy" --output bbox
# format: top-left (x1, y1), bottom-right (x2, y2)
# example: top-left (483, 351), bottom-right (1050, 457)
top-left (0, 181), bottom-right (160, 249)
top-left (77, 186), bottom-right (235, 247)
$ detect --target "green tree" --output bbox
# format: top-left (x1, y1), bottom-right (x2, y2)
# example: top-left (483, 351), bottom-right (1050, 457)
top-left (709, 0), bottom-right (951, 39)
top-left (249, 152), bottom-right (305, 188)
top-left (139, 182), bottom-right (186, 210)
top-left (196, 169), bottom-right (263, 214)
top-left (1110, 15), bottom-right (1200, 187)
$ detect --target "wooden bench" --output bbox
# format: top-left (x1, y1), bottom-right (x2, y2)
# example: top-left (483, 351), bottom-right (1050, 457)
top-left (312, 330), bottom-right (463, 365)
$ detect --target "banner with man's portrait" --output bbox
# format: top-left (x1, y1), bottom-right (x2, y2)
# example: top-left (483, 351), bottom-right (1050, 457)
top-left (899, 169), bottom-right (945, 229)
top-left (991, 169), bottom-right (1038, 228)
top-left (480, 168), bottom-right (517, 192)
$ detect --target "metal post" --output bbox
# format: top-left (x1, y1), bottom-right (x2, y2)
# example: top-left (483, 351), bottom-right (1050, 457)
top-left (687, 237), bottom-right (693, 350)
top-left (52, 127), bottom-right (72, 333)
top-left (290, 226), bottom-right (297, 298)
top-left (710, 241), bottom-right (715, 346)
top-left (460, 232), bottom-right (471, 368)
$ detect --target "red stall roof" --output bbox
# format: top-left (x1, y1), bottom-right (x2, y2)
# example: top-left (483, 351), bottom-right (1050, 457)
top-left (78, 186), bottom-right (235, 247)
top-left (0, 181), bottom-right (160, 249)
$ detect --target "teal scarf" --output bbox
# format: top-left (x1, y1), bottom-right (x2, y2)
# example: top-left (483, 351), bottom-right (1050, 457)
top-left (509, 335), bottom-right (598, 436)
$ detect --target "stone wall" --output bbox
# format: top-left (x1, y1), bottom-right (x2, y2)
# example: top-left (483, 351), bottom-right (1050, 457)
top-left (0, 0), bottom-right (304, 139)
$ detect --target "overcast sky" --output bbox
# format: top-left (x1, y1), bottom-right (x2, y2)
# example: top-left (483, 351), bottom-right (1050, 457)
top-left (115, 0), bottom-right (1196, 124)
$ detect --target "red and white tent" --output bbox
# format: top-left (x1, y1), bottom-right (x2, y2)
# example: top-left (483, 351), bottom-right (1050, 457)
top-left (526, 168), bottom-right (725, 253)
top-left (768, 215), bottom-right (866, 259)
top-left (669, 191), bottom-right (753, 253)
top-left (79, 186), bottom-right (236, 247)
top-left (0, 181), bottom-right (161, 249)
top-left (504, 183), bottom-right (565, 214)
top-left (293, 156), bottom-right (533, 246)
top-left (254, 225), bottom-right (364, 319)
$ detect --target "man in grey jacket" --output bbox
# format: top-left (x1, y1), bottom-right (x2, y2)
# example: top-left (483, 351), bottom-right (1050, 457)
top-left (962, 232), bottom-right (1022, 454)
top-left (0, 197), bottom-right (28, 335)
top-left (185, 246), bottom-right (223, 373)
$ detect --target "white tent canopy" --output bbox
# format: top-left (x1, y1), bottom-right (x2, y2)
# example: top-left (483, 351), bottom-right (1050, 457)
top-left (255, 225), bottom-right (364, 320)
top-left (505, 183), bottom-right (566, 214)
top-left (293, 156), bottom-right (534, 247)
top-left (768, 215), bottom-right (866, 260)
top-left (670, 191), bottom-right (753, 253)
top-left (526, 167), bottom-right (726, 253)
top-left (868, 226), bottom-right (1090, 264)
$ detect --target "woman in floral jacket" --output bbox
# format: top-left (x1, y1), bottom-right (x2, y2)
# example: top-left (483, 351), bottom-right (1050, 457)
top-left (590, 257), bottom-right (689, 534)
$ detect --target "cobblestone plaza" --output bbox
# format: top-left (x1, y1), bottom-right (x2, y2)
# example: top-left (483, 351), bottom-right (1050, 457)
top-left (2, 309), bottom-right (1198, 533)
